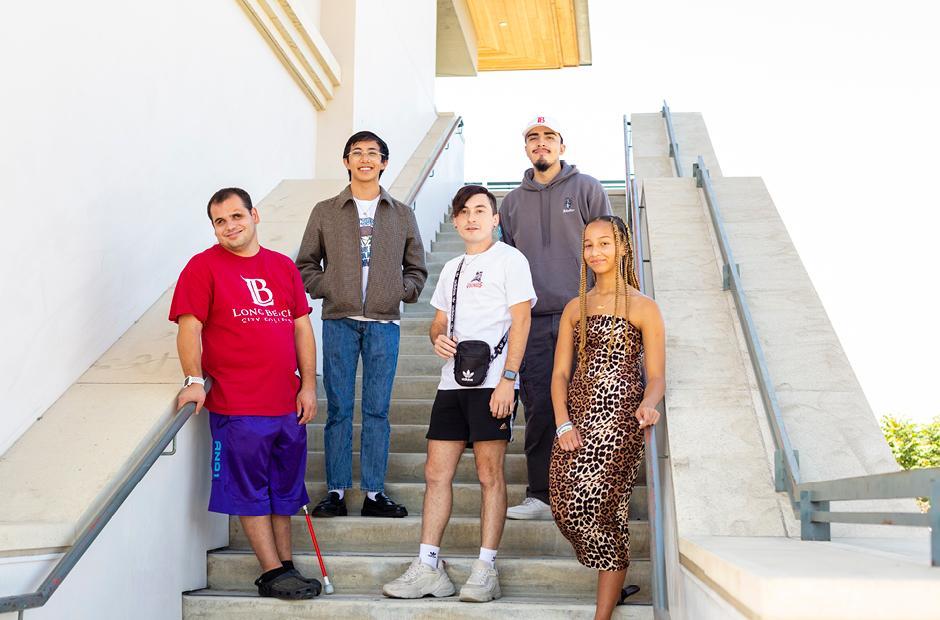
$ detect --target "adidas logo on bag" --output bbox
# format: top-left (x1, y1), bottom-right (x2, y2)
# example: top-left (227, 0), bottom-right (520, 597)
top-left (462, 369), bottom-right (474, 382)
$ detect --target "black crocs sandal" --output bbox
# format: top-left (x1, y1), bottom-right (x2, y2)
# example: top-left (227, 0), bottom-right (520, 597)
top-left (255, 570), bottom-right (322, 600)
top-left (616, 584), bottom-right (641, 605)
top-left (287, 568), bottom-right (323, 588)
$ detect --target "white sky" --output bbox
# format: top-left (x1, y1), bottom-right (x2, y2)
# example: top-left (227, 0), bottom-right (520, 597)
top-left (435, 0), bottom-right (939, 423)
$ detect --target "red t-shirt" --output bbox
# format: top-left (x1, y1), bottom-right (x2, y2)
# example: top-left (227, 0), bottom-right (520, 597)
top-left (168, 245), bottom-right (312, 416)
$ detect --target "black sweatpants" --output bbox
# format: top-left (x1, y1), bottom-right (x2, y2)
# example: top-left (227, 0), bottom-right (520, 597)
top-left (519, 312), bottom-right (562, 504)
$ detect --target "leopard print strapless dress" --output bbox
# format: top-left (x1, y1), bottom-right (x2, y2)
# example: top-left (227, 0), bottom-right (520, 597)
top-left (549, 314), bottom-right (646, 571)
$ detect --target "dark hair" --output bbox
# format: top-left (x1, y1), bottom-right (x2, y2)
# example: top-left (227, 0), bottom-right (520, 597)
top-left (451, 184), bottom-right (497, 218)
top-left (207, 187), bottom-right (252, 220)
top-left (343, 131), bottom-right (389, 180)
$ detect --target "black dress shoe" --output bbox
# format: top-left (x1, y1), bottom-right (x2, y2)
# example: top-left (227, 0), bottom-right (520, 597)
top-left (311, 491), bottom-right (347, 517)
top-left (361, 492), bottom-right (408, 518)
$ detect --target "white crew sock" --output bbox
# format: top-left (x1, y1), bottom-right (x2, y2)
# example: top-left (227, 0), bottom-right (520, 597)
top-left (419, 544), bottom-right (441, 568)
top-left (367, 491), bottom-right (379, 501)
top-left (478, 547), bottom-right (497, 568)
top-left (329, 488), bottom-right (345, 500)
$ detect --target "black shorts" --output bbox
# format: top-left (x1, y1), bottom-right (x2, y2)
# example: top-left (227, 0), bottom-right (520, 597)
top-left (427, 388), bottom-right (518, 444)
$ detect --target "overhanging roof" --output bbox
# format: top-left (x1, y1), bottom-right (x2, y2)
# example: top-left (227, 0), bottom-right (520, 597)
top-left (437, 0), bottom-right (592, 76)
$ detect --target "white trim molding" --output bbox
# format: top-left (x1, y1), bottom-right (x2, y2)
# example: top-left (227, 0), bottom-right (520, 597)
top-left (237, 0), bottom-right (342, 110)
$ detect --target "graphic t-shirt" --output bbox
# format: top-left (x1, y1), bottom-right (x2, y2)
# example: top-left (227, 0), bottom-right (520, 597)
top-left (431, 241), bottom-right (537, 390)
top-left (168, 245), bottom-right (312, 416)
top-left (349, 196), bottom-right (396, 324)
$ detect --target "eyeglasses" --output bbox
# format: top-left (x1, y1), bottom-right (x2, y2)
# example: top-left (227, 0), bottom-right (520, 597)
top-left (346, 149), bottom-right (385, 161)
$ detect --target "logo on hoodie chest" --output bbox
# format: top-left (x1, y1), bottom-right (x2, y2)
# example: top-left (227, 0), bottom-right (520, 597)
top-left (563, 197), bottom-right (575, 214)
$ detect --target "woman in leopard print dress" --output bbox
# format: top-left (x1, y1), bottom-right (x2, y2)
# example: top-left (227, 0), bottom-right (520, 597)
top-left (548, 216), bottom-right (665, 620)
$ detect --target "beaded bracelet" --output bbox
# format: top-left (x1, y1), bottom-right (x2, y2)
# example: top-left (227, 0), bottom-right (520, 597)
top-left (555, 421), bottom-right (574, 438)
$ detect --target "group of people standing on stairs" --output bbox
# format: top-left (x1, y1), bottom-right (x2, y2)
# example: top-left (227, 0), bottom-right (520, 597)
top-left (171, 115), bottom-right (665, 619)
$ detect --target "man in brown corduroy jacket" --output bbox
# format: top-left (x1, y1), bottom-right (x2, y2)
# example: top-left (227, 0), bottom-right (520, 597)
top-left (296, 130), bottom-right (427, 519)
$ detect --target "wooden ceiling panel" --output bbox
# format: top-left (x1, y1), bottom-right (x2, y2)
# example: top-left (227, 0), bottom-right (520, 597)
top-left (466, 0), bottom-right (584, 71)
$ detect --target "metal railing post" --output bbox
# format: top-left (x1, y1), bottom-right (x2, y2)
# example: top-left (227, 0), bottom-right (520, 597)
top-left (661, 101), bottom-right (683, 177)
top-left (800, 490), bottom-right (831, 541)
top-left (931, 480), bottom-right (940, 567)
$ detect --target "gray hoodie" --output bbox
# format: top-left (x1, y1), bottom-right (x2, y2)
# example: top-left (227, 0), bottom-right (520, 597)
top-left (498, 161), bottom-right (611, 315)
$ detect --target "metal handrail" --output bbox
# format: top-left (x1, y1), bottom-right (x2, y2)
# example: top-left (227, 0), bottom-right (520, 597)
top-left (661, 101), bottom-right (683, 177)
top-left (403, 115), bottom-right (463, 207)
top-left (625, 116), bottom-right (669, 617)
top-left (692, 153), bottom-right (940, 565)
top-left (800, 467), bottom-right (940, 564)
top-left (692, 156), bottom-right (801, 504)
top-left (0, 394), bottom-right (205, 615)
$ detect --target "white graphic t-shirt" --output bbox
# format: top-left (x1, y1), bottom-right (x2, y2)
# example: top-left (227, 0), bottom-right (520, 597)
top-left (430, 241), bottom-right (537, 390)
top-left (349, 196), bottom-right (396, 324)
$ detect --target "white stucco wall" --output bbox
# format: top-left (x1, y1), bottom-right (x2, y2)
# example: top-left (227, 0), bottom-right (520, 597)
top-left (316, 0), bottom-right (439, 186)
top-left (0, 1), bottom-right (318, 453)
top-left (0, 418), bottom-right (227, 620)
top-left (352, 0), bottom-right (439, 186)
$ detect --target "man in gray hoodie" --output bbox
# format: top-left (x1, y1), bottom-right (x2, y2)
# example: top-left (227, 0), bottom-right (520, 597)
top-left (498, 116), bottom-right (611, 519)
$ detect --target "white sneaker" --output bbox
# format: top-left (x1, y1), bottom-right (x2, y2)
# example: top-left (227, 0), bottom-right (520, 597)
top-left (459, 559), bottom-right (502, 602)
top-left (506, 497), bottom-right (552, 520)
top-left (382, 557), bottom-right (455, 599)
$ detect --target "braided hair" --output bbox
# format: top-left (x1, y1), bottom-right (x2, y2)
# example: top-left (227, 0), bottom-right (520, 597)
top-left (577, 215), bottom-right (640, 365)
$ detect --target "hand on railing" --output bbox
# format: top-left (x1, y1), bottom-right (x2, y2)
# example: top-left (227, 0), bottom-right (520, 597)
top-left (635, 403), bottom-right (660, 429)
top-left (177, 384), bottom-right (206, 414)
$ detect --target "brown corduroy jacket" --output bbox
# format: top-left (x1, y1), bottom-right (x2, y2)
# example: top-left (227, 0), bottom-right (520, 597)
top-left (295, 185), bottom-right (427, 320)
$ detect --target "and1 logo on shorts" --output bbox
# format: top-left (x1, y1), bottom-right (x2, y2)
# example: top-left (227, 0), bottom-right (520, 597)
top-left (169, 245), bottom-right (312, 416)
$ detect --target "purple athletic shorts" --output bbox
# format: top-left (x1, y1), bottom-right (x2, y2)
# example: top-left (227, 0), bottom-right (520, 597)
top-left (208, 412), bottom-right (309, 516)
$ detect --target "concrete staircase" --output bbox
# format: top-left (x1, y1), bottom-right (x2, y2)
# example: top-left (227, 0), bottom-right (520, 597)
top-left (182, 190), bottom-right (653, 618)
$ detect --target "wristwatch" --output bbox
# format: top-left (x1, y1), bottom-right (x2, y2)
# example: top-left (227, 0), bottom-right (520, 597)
top-left (183, 376), bottom-right (206, 388)
top-left (502, 369), bottom-right (518, 382)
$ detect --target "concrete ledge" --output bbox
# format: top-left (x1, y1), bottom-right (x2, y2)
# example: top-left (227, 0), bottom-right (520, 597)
top-left (679, 535), bottom-right (940, 620)
top-left (0, 383), bottom-right (179, 554)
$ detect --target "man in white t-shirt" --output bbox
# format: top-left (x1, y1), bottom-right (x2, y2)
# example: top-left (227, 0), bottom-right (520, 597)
top-left (383, 185), bottom-right (536, 603)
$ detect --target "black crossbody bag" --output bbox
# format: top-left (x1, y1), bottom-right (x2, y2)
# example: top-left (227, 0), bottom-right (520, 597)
top-left (450, 257), bottom-right (508, 387)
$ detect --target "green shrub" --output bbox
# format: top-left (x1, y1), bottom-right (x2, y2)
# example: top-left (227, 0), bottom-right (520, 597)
top-left (881, 414), bottom-right (940, 470)
top-left (881, 415), bottom-right (940, 511)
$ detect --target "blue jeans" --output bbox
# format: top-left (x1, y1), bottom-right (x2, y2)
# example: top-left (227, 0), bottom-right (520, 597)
top-left (322, 318), bottom-right (400, 492)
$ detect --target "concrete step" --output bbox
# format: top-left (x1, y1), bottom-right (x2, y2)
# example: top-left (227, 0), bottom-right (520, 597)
top-left (430, 240), bottom-right (469, 253)
top-left (316, 398), bottom-right (434, 425)
top-left (303, 430), bottom-right (646, 487)
top-left (306, 423), bottom-right (525, 454)
top-left (432, 229), bottom-right (461, 243)
top-left (183, 590), bottom-right (652, 619)
top-left (306, 451), bottom-right (530, 485)
top-left (302, 481), bottom-right (530, 516)
top-left (425, 254), bottom-right (459, 270)
top-left (348, 354), bottom-right (442, 377)
top-left (317, 376), bottom-right (440, 400)
top-left (299, 480), bottom-right (649, 521)
top-left (402, 300), bottom-right (437, 317)
top-left (203, 551), bottom-right (651, 602)
top-left (228, 517), bottom-right (650, 559)
top-left (401, 317), bottom-right (433, 335)
top-left (399, 335), bottom-right (433, 354)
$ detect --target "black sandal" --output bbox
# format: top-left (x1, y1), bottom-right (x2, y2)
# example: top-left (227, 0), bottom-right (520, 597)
top-left (255, 570), bottom-right (321, 600)
top-left (616, 584), bottom-right (641, 605)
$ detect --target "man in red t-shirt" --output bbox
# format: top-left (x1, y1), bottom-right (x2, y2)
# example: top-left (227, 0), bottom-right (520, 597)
top-left (170, 187), bottom-right (320, 600)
